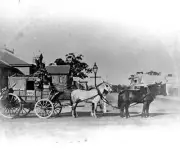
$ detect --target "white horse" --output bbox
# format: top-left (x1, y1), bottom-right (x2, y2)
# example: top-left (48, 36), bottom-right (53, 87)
top-left (70, 82), bottom-right (112, 118)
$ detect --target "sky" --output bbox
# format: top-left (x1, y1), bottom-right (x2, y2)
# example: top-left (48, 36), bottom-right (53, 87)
top-left (0, 0), bottom-right (180, 85)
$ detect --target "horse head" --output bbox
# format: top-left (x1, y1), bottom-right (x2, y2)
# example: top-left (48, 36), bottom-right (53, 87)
top-left (97, 81), bottom-right (112, 94)
top-left (148, 82), bottom-right (167, 96)
top-left (155, 81), bottom-right (167, 96)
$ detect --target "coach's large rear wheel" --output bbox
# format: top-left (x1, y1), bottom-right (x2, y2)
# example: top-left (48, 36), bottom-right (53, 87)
top-left (34, 99), bottom-right (54, 119)
top-left (0, 93), bottom-right (21, 119)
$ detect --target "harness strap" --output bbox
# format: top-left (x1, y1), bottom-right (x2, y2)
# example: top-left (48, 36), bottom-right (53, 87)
top-left (129, 92), bottom-right (151, 107)
top-left (83, 94), bottom-right (99, 102)
top-left (96, 87), bottom-right (103, 99)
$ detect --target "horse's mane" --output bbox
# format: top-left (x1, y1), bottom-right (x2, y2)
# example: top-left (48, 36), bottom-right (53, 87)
top-left (87, 82), bottom-right (105, 91)
top-left (96, 82), bottom-right (104, 87)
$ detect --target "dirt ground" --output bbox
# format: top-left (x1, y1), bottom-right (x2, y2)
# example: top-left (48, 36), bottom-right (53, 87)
top-left (0, 93), bottom-right (180, 149)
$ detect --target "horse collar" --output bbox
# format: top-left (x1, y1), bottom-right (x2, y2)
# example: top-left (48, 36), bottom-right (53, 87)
top-left (96, 87), bottom-right (103, 98)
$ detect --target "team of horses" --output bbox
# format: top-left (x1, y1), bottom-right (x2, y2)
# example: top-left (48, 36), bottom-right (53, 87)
top-left (38, 73), bottom-right (167, 118)
top-left (69, 81), bottom-right (167, 118)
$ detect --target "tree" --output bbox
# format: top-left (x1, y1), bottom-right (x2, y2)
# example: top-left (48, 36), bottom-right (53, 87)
top-left (54, 53), bottom-right (92, 79)
top-left (33, 53), bottom-right (51, 90)
top-left (54, 58), bottom-right (66, 65)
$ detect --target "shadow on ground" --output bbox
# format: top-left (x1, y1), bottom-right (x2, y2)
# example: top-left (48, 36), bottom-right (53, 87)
top-left (10, 111), bottom-right (176, 119)
top-left (130, 112), bottom-right (174, 118)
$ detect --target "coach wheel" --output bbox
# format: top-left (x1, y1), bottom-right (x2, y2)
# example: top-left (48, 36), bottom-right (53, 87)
top-left (34, 99), bottom-right (54, 119)
top-left (18, 103), bottom-right (32, 117)
top-left (53, 100), bottom-right (62, 117)
top-left (0, 93), bottom-right (22, 119)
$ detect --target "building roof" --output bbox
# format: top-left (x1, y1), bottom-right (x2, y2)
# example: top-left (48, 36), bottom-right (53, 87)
top-left (0, 50), bottom-right (31, 67)
top-left (46, 65), bottom-right (70, 75)
top-left (0, 60), bottom-right (11, 68)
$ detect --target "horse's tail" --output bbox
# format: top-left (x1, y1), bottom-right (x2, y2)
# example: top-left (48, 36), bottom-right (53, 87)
top-left (70, 91), bottom-right (74, 106)
top-left (118, 94), bottom-right (122, 108)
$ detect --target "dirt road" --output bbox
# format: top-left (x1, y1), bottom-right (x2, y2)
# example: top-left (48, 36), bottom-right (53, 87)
top-left (0, 94), bottom-right (180, 149)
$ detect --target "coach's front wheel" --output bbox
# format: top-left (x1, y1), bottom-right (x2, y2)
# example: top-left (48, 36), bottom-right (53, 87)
top-left (34, 99), bottom-right (54, 119)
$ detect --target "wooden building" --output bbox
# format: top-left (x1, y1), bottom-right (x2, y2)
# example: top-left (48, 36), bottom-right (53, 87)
top-left (0, 60), bottom-right (11, 91)
top-left (0, 50), bottom-right (32, 75)
top-left (0, 50), bottom-right (32, 91)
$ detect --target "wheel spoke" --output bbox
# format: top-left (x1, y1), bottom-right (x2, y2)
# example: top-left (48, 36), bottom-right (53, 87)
top-left (53, 101), bottom-right (62, 117)
top-left (54, 103), bottom-right (58, 107)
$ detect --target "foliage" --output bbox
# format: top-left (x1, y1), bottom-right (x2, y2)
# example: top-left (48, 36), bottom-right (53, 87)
top-left (33, 54), bottom-right (51, 90)
top-left (54, 53), bottom-right (92, 79)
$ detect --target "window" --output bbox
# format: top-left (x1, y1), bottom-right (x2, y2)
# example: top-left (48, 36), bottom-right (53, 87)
top-left (26, 81), bottom-right (35, 90)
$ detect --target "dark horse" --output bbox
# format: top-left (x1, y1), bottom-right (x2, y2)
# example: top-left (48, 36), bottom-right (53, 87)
top-left (118, 82), bottom-right (167, 118)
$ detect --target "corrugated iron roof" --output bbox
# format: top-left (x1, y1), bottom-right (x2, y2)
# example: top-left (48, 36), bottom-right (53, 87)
top-left (46, 65), bottom-right (70, 74)
top-left (0, 60), bottom-right (11, 67)
top-left (0, 50), bottom-right (31, 66)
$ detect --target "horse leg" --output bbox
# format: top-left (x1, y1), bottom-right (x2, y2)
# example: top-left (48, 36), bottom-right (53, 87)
top-left (146, 102), bottom-right (150, 117)
top-left (71, 105), bottom-right (76, 118)
top-left (91, 103), bottom-right (95, 117)
top-left (120, 103), bottom-right (125, 118)
top-left (70, 96), bottom-right (75, 118)
top-left (141, 102), bottom-right (147, 118)
top-left (72, 99), bottom-right (80, 118)
top-left (125, 103), bottom-right (130, 118)
top-left (74, 100), bottom-right (80, 117)
top-left (93, 102), bottom-right (98, 118)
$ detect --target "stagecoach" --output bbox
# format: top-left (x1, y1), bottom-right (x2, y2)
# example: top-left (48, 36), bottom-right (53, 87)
top-left (0, 64), bottom-right (83, 119)
top-left (0, 75), bottom-right (67, 119)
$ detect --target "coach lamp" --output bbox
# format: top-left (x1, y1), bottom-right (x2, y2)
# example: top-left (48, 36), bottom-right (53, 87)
top-left (93, 62), bottom-right (98, 86)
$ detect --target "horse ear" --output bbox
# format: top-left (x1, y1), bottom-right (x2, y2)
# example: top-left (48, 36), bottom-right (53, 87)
top-left (101, 78), bottom-right (105, 83)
